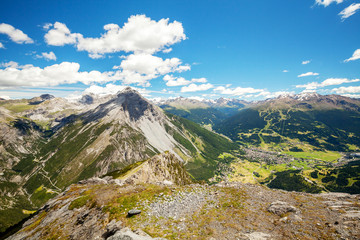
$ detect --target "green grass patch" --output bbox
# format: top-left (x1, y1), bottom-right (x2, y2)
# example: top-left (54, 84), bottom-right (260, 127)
top-left (105, 160), bottom-right (146, 179)
top-left (68, 195), bottom-right (91, 210)
top-left (283, 151), bottom-right (341, 162)
top-left (2, 102), bottom-right (36, 113)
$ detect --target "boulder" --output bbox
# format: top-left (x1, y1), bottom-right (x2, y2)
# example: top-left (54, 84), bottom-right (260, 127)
top-left (107, 228), bottom-right (166, 240)
top-left (78, 177), bottom-right (107, 185)
top-left (267, 201), bottom-right (297, 216)
top-left (103, 219), bottom-right (123, 238)
top-left (128, 209), bottom-right (141, 216)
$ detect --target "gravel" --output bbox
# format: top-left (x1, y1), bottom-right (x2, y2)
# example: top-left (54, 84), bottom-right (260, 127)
top-left (141, 185), bottom-right (216, 220)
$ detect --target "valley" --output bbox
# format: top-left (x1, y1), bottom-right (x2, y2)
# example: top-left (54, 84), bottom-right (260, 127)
top-left (158, 93), bottom-right (360, 195)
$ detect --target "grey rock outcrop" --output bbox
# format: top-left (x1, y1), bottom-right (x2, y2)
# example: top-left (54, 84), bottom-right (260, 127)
top-left (107, 228), bottom-right (166, 240)
top-left (267, 201), bottom-right (297, 216)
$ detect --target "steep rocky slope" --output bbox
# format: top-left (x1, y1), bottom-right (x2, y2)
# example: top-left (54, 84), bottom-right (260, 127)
top-left (0, 88), bottom-right (236, 233)
top-left (5, 153), bottom-right (360, 240)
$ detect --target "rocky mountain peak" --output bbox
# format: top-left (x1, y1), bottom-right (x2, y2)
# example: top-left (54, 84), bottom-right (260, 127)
top-left (293, 92), bottom-right (321, 101)
top-left (82, 87), bottom-right (161, 123)
top-left (112, 151), bottom-right (193, 185)
top-left (39, 94), bottom-right (55, 101)
top-left (28, 94), bottom-right (55, 105)
top-left (79, 94), bottom-right (94, 105)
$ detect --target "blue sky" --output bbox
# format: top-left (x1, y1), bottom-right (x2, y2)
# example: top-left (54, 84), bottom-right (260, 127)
top-left (0, 0), bottom-right (360, 100)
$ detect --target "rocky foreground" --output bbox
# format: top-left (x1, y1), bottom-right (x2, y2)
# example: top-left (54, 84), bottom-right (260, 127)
top-left (5, 178), bottom-right (360, 240)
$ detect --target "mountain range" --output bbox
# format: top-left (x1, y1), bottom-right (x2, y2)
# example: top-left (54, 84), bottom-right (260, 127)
top-left (0, 88), bottom-right (236, 233)
top-left (1, 90), bottom-right (360, 238)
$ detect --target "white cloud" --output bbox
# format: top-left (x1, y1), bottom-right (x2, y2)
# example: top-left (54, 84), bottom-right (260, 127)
top-left (0, 23), bottom-right (33, 44)
top-left (339, 3), bottom-right (360, 20)
top-left (112, 53), bottom-right (190, 86)
top-left (315, 0), bottom-right (343, 7)
top-left (163, 75), bottom-right (207, 87)
top-left (82, 83), bottom-right (150, 97)
top-left (0, 61), bottom-right (116, 87)
top-left (1, 61), bottom-right (19, 68)
top-left (0, 61), bottom-right (33, 69)
top-left (296, 78), bottom-right (360, 90)
top-left (213, 87), bottom-right (295, 99)
top-left (163, 75), bottom-right (191, 86)
top-left (181, 83), bottom-right (213, 92)
top-left (302, 60), bottom-right (311, 65)
top-left (36, 51), bottom-right (57, 61)
top-left (265, 91), bottom-right (295, 99)
top-left (298, 72), bottom-right (319, 77)
top-left (344, 49), bottom-right (360, 62)
top-left (43, 23), bottom-right (53, 30)
top-left (44, 22), bottom-right (80, 46)
top-left (162, 48), bottom-right (172, 53)
top-left (188, 96), bottom-right (205, 101)
top-left (282, 70), bottom-right (289, 73)
top-left (0, 42), bottom-right (4, 49)
top-left (191, 77), bottom-right (207, 83)
top-left (45, 15), bottom-right (186, 58)
top-left (332, 85), bottom-right (360, 98)
top-left (166, 77), bottom-right (191, 86)
top-left (214, 86), bottom-right (266, 96)
top-left (88, 53), bottom-right (105, 59)
top-left (332, 85), bottom-right (360, 94)
top-left (0, 95), bottom-right (10, 100)
top-left (340, 94), bottom-right (360, 98)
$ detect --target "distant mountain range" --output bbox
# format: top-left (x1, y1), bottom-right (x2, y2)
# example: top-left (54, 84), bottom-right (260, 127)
top-left (156, 93), bottom-right (360, 152)
top-left (156, 97), bottom-right (248, 126)
top-left (214, 92), bottom-right (360, 152)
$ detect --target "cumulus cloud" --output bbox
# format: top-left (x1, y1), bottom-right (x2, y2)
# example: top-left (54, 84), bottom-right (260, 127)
top-left (282, 70), bottom-right (289, 73)
top-left (82, 83), bottom-right (150, 97)
top-left (0, 23), bottom-right (33, 44)
top-left (36, 51), bottom-right (57, 61)
top-left (44, 22), bottom-right (79, 46)
top-left (112, 53), bottom-right (190, 86)
top-left (0, 42), bottom-right (4, 49)
top-left (344, 49), bottom-right (360, 62)
top-left (339, 3), bottom-right (360, 20)
top-left (181, 83), bottom-right (213, 92)
top-left (296, 78), bottom-right (360, 90)
top-left (332, 86), bottom-right (360, 98)
top-left (302, 60), bottom-right (311, 65)
top-left (0, 61), bottom-right (34, 69)
top-left (315, 0), bottom-right (343, 7)
top-left (340, 94), bottom-right (360, 98)
top-left (0, 95), bottom-right (10, 100)
top-left (191, 77), bottom-right (207, 83)
top-left (163, 75), bottom-right (207, 87)
top-left (298, 72), bottom-right (319, 77)
top-left (263, 91), bottom-right (295, 99)
top-left (44, 15), bottom-right (186, 58)
top-left (42, 23), bottom-right (53, 30)
top-left (0, 61), bottom-right (116, 87)
top-left (188, 96), bottom-right (205, 101)
top-left (163, 75), bottom-right (191, 86)
top-left (0, 53), bottom-right (190, 88)
top-left (332, 85), bottom-right (360, 94)
top-left (162, 48), bottom-right (172, 53)
top-left (214, 86), bottom-right (267, 96)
